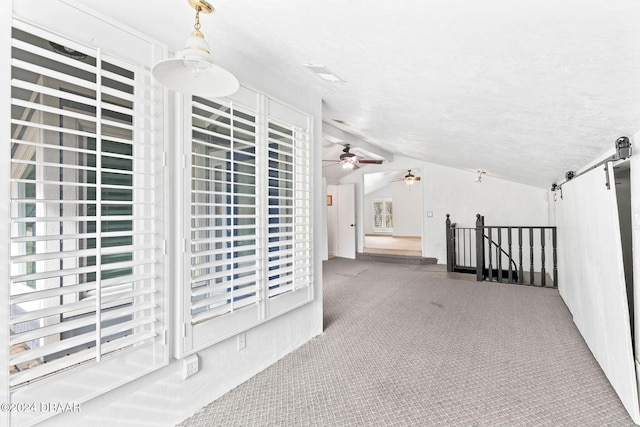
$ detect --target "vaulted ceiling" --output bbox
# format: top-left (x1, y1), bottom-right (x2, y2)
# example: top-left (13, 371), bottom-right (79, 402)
top-left (77, 0), bottom-right (640, 188)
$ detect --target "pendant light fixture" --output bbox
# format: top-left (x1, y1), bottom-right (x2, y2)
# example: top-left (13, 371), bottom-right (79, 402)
top-left (152, 0), bottom-right (239, 97)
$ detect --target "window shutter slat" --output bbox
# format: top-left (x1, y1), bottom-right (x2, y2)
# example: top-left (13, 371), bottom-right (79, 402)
top-left (11, 316), bottom-right (156, 367)
top-left (9, 330), bottom-right (157, 388)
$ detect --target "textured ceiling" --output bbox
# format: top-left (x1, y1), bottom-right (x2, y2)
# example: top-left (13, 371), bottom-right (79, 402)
top-left (75, 0), bottom-right (640, 188)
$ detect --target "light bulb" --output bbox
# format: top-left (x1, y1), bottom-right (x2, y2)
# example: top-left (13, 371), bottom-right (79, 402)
top-left (183, 58), bottom-right (212, 74)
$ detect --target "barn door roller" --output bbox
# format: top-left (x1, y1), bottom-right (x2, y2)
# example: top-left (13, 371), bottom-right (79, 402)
top-left (551, 136), bottom-right (632, 193)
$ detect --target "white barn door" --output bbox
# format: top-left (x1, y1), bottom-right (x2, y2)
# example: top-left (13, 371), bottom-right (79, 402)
top-left (557, 165), bottom-right (639, 422)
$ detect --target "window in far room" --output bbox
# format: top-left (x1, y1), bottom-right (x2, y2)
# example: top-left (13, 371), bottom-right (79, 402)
top-left (373, 198), bottom-right (393, 232)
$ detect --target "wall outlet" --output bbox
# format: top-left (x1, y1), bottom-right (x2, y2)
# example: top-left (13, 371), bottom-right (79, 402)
top-left (183, 354), bottom-right (199, 379)
top-left (237, 332), bottom-right (246, 351)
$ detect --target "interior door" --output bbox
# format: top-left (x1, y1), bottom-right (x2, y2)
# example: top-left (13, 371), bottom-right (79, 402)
top-left (337, 183), bottom-right (356, 259)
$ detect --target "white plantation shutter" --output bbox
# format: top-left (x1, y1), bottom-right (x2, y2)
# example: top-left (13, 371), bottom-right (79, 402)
top-left (7, 19), bottom-right (166, 421)
top-left (181, 92), bottom-right (313, 355)
top-left (186, 93), bottom-right (262, 351)
top-left (266, 100), bottom-right (313, 317)
top-left (373, 199), bottom-right (393, 232)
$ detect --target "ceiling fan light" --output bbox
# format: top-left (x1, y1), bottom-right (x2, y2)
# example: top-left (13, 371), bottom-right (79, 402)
top-left (403, 170), bottom-right (417, 185)
top-left (341, 161), bottom-right (355, 170)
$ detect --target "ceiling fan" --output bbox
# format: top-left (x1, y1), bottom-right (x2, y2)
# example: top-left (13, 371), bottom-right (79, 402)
top-left (393, 170), bottom-right (422, 185)
top-left (323, 144), bottom-right (384, 170)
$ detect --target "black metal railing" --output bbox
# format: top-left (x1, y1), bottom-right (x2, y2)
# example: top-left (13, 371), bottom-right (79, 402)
top-left (446, 214), bottom-right (558, 288)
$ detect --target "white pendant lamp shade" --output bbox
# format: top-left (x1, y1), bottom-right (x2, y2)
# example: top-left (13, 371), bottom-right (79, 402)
top-left (151, 0), bottom-right (239, 97)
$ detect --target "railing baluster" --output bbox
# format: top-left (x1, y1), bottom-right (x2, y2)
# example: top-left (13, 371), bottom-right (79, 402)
top-left (508, 227), bottom-right (513, 283)
top-left (469, 229), bottom-right (473, 267)
top-left (540, 228), bottom-right (546, 287)
top-left (466, 229), bottom-right (468, 266)
top-left (462, 227), bottom-right (466, 266)
top-left (488, 227), bottom-right (493, 282)
top-left (552, 228), bottom-right (558, 288)
top-left (518, 228), bottom-right (523, 284)
top-left (497, 229), bottom-right (502, 283)
top-left (469, 230), bottom-right (472, 266)
top-left (529, 228), bottom-right (534, 285)
top-left (453, 229), bottom-right (457, 267)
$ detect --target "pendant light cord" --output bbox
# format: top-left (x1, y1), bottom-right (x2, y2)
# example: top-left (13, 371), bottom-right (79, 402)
top-left (194, 7), bottom-right (202, 31)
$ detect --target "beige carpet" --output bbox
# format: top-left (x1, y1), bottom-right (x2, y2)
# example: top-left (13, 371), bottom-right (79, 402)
top-left (178, 258), bottom-right (634, 426)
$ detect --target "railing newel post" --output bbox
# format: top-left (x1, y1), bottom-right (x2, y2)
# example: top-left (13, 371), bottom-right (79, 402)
top-left (475, 214), bottom-right (484, 281)
top-left (487, 227), bottom-right (493, 282)
top-left (540, 228), bottom-right (546, 287)
top-left (497, 229), bottom-right (503, 283)
top-left (552, 227), bottom-right (558, 288)
top-left (446, 214), bottom-right (453, 272)
top-left (508, 227), bottom-right (513, 283)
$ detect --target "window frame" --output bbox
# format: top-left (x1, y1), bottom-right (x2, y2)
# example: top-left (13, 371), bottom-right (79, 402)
top-left (177, 90), bottom-right (314, 358)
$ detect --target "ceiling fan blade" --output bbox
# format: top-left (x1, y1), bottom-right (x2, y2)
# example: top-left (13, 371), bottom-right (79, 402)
top-left (357, 159), bottom-right (383, 164)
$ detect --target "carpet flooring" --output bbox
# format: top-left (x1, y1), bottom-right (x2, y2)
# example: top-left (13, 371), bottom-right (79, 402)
top-left (178, 258), bottom-right (635, 426)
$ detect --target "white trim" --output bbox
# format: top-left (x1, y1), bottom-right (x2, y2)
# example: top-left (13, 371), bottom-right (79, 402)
top-left (1, 1), bottom-right (12, 422)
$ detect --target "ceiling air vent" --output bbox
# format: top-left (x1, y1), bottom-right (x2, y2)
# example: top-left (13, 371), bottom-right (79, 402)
top-left (302, 64), bottom-right (343, 82)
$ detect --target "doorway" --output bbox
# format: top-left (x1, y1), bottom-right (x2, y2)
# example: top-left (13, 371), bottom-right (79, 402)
top-left (362, 170), bottom-right (423, 257)
top-left (326, 183), bottom-right (356, 259)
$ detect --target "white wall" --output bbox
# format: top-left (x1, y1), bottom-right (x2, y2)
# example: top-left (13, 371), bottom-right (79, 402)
top-left (13, 3), bottom-right (325, 426)
top-left (327, 184), bottom-right (338, 256)
top-left (340, 155), bottom-right (549, 263)
top-left (392, 181), bottom-right (423, 237)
